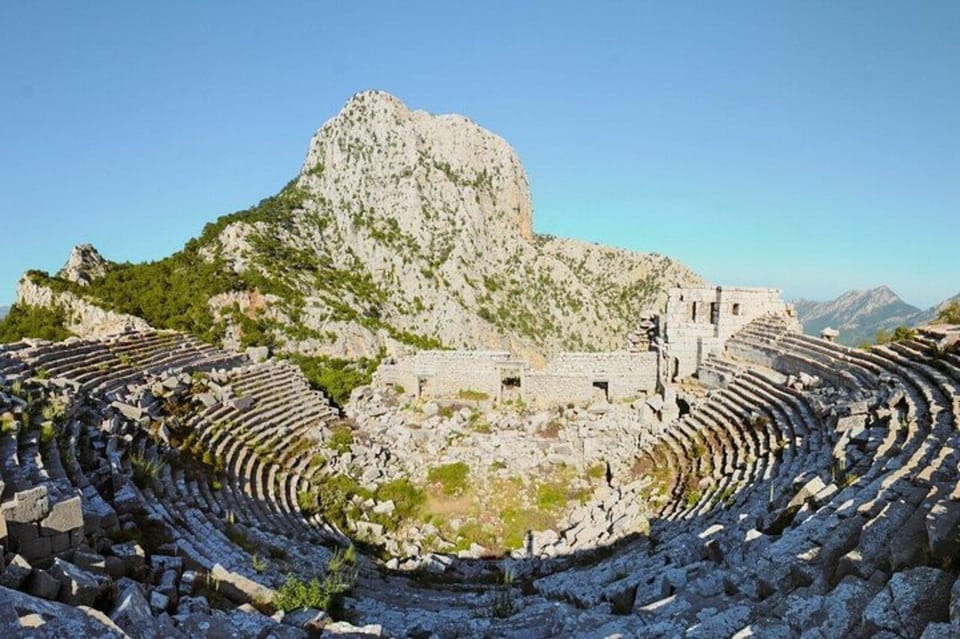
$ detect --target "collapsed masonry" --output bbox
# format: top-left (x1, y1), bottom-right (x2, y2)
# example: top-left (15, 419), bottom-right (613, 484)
top-left (376, 285), bottom-right (799, 413)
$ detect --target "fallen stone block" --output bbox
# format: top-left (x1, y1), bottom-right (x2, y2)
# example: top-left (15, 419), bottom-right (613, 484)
top-left (322, 621), bottom-right (383, 637)
top-left (1, 486), bottom-right (49, 523)
top-left (26, 568), bottom-right (61, 601)
top-left (0, 554), bottom-right (32, 589)
top-left (209, 563), bottom-right (274, 606)
top-left (49, 557), bottom-right (99, 606)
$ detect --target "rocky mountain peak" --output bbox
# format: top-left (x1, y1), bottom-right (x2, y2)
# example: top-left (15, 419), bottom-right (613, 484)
top-left (298, 89), bottom-right (534, 243)
top-left (58, 244), bottom-right (108, 287)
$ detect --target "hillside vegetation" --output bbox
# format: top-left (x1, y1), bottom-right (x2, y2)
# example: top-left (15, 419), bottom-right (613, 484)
top-left (5, 91), bottom-right (701, 374)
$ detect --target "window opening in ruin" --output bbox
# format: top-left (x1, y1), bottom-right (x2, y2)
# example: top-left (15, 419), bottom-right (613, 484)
top-left (500, 376), bottom-right (521, 403)
top-left (710, 302), bottom-right (719, 325)
top-left (732, 303), bottom-right (742, 316)
top-left (592, 381), bottom-right (609, 402)
top-left (672, 358), bottom-right (680, 382)
top-left (690, 302), bottom-right (698, 322)
top-left (417, 377), bottom-right (428, 399)
top-left (676, 397), bottom-right (690, 417)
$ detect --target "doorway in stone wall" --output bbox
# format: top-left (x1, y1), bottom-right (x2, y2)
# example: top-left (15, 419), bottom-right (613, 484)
top-left (592, 381), bottom-right (609, 402)
top-left (500, 375), bottom-right (521, 403)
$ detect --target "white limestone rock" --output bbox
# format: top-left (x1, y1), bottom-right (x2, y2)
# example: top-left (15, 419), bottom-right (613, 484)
top-left (58, 244), bottom-right (108, 287)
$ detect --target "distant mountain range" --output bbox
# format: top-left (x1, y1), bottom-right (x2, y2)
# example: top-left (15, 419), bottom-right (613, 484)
top-left (794, 286), bottom-right (959, 346)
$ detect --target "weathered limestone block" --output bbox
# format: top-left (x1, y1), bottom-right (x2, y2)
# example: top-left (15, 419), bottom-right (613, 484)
top-left (149, 590), bottom-right (169, 613)
top-left (73, 551), bottom-right (107, 575)
top-left (787, 475), bottom-right (827, 510)
top-left (926, 497), bottom-right (960, 564)
top-left (113, 482), bottom-right (145, 515)
top-left (226, 606), bottom-right (309, 639)
top-left (49, 557), bottom-right (100, 606)
top-left (40, 496), bottom-right (83, 535)
top-left (111, 579), bottom-right (177, 639)
top-left (16, 532), bottom-right (52, 563)
top-left (685, 604), bottom-right (752, 639)
top-left (322, 621), bottom-right (384, 637)
top-left (26, 568), bottom-right (61, 600)
top-left (920, 623), bottom-right (960, 638)
top-left (862, 567), bottom-right (954, 639)
top-left (108, 541), bottom-right (145, 579)
top-left (1, 486), bottom-right (49, 523)
top-left (209, 563), bottom-right (274, 605)
top-left (0, 584), bottom-right (127, 637)
top-left (283, 607), bottom-right (329, 632)
top-left (0, 554), bottom-right (32, 589)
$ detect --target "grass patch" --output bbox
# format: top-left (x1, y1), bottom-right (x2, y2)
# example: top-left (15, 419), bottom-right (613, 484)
top-left (375, 478), bottom-right (426, 521)
top-left (587, 462), bottom-right (606, 480)
top-left (535, 482), bottom-right (568, 511)
top-left (427, 462), bottom-right (470, 496)
top-left (457, 389), bottom-right (489, 401)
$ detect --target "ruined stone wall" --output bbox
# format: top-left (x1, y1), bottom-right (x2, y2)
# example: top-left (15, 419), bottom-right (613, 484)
top-left (376, 350), bottom-right (658, 407)
top-left (523, 351), bottom-right (659, 408)
top-left (375, 351), bottom-right (525, 401)
top-left (663, 286), bottom-right (795, 379)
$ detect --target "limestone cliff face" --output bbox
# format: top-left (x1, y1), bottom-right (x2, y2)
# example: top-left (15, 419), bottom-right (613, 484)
top-left (203, 90), bottom-right (703, 361)
top-left (16, 276), bottom-right (150, 338)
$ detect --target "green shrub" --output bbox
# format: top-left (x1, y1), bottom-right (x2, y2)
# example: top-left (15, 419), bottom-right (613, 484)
top-left (129, 452), bottom-right (165, 488)
top-left (327, 424), bottom-right (354, 455)
top-left (875, 325), bottom-right (917, 345)
top-left (0, 303), bottom-right (73, 343)
top-left (489, 566), bottom-right (517, 618)
top-left (273, 546), bottom-right (358, 612)
top-left (315, 474), bottom-right (371, 529)
top-left (937, 301), bottom-right (960, 325)
top-left (297, 490), bottom-right (318, 516)
top-left (286, 354), bottom-right (381, 407)
top-left (427, 462), bottom-right (470, 496)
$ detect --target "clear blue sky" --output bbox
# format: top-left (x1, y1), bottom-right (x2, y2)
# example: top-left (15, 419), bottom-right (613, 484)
top-left (1, 2), bottom-right (957, 308)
